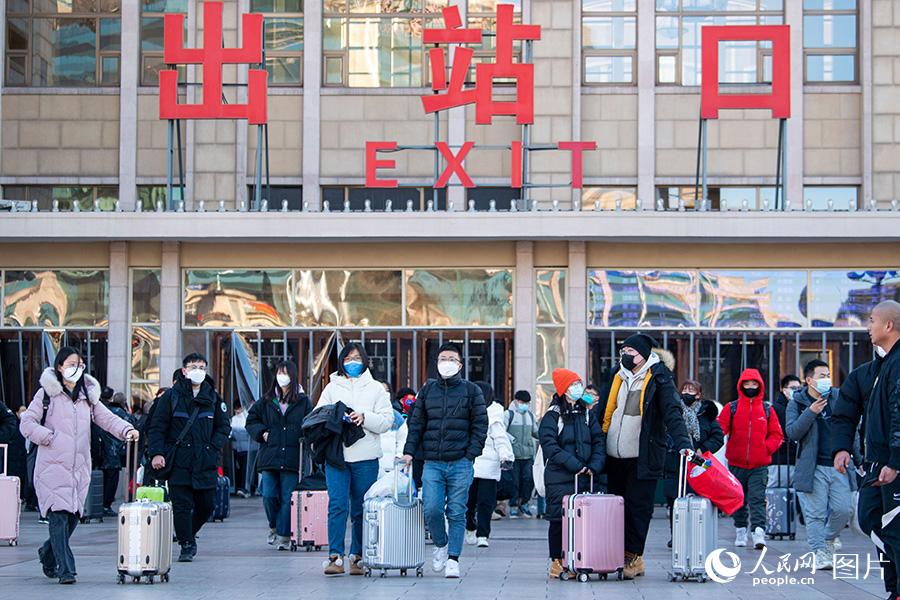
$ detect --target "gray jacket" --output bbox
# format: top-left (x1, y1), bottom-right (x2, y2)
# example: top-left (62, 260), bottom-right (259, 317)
top-left (785, 387), bottom-right (851, 493)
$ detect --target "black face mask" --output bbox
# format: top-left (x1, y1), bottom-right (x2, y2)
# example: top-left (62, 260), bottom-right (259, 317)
top-left (742, 387), bottom-right (761, 398)
top-left (682, 393), bottom-right (698, 405)
top-left (621, 354), bottom-right (637, 371)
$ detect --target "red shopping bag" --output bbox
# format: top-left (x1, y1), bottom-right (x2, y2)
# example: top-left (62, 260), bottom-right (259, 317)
top-left (686, 451), bottom-right (745, 515)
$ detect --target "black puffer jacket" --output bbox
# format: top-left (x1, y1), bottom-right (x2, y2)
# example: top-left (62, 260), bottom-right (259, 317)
top-left (0, 401), bottom-right (27, 482)
top-left (771, 392), bottom-right (798, 466)
top-left (403, 374), bottom-right (488, 463)
top-left (97, 404), bottom-right (133, 470)
top-left (246, 393), bottom-right (313, 473)
top-left (147, 375), bottom-right (231, 490)
top-left (663, 399), bottom-right (724, 478)
top-left (539, 395), bottom-right (606, 521)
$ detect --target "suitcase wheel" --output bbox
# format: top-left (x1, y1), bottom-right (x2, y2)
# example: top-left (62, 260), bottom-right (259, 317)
top-left (578, 573), bottom-right (589, 583)
top-left (290, 543), bottom-right (297, 552)
top-left (380, 570), bottom-right (387, 578)
top-left (400, 569), bottom-right (407, 577)
top-left (315, 546), bottom-right (322, 552)
top-left (599, 573), bottom-right (607, 581)
top-left (698, 575), bottom-right (708, 583)
top-left (617, 569), bottom-right (623, 581)
top-left (416, 568), bottom-right (423, 578)
top-left (363, 567), bottom-right (372, 578)
top-left (559, 571), bottom-right (571, 581)
top-left (117, 574), bottom-right (125, 585)
top-left (133, 576), bottom-right (140, 583)
top-left (8, 540), bottom-right (16, 547)
top-left (789, 534), bottom-right (795, 540)
top-left (161, 573), bottom-right (170, 583)
top-left (669, 574), bottom-right (677, 582)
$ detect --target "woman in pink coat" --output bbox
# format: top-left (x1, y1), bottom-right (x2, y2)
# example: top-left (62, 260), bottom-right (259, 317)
top-left (20, 347), bottom-right (138, 585)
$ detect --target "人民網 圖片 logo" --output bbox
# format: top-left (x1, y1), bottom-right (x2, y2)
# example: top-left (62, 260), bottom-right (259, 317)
top-left (705, 548), bottom-right (742, 584)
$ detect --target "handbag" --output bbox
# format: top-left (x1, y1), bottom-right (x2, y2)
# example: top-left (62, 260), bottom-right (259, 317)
top-left (150, 404), bottom-right (200, 481)
top-left (686, 450), bottom-right (745, 515)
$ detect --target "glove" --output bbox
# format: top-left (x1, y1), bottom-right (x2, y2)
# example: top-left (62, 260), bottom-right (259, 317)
top-left (500, 460), bottom-right (514, 471)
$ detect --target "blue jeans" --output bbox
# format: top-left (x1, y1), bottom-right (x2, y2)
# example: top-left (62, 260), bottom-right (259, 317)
top-left (797, 465), bottom-right (853, 552)
top-left (40, 510), bottom-right (78, 579)
top-left (260, 470), bottom-right (299, 537)
top-left (325, 459), bottom-right (379, 557)
top-left (423, 458), bottom-right (474, 558)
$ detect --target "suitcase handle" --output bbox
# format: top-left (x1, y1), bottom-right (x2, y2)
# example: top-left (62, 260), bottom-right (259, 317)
top-left (0, 443), bottom-right (7, 477)
top-left (125, 438), bottom-right (140, 503)
top-left (574, 471), bottom-right (594, 495)
top-left (678, 449), bottom-right (695, 498)
top-left (393, 459), bottom-right (415, 507)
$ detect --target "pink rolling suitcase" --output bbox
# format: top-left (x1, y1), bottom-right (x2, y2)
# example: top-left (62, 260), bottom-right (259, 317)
top-left (561, 473), bottom-right (624, 582)
top-left (0, 443), bottom-right (21, 546)
top-left (290, 490), bottom-right (328, 551)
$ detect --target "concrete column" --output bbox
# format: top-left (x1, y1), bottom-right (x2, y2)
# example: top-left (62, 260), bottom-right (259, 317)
top-left (566, 241), bottom-right (587, 375)
top-left (514, 241), bottom-right (535, 396)
top-left (0, 0), bottom-right (7, 176)
top-left (107, 242), bottom-right (129, 393)
top-left (235, 0), bottom-right (250, 210)
top-left (302, 0), bottom-right (322, 210)
top-left (859, 0), bottom-right (872, 207)
top-left (636, 0), bottom-right (656, 207)
top-left (159, 242), bottom-right (182, 388)
top-left (784, 1), bottom-right (804, 208)
top-left (117, 0), bottom-right (139, 210)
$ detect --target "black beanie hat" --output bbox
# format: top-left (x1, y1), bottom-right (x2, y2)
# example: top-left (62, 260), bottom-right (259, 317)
top-left (514, 390), bottom-right (531, 403)
top-left (622, 334), bottom-right (655, 360)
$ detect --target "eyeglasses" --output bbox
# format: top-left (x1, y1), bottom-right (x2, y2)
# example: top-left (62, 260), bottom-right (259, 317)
top-left (63, 362), bottom-right (85, 369)
top-left (185, 365), bottom-right (206, 372)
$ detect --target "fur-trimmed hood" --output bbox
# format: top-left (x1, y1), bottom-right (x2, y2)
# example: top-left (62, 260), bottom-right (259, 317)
top-left (654, 347), bottom-right (675, 371)
top-left (39, 367), bottom-right (101, 404)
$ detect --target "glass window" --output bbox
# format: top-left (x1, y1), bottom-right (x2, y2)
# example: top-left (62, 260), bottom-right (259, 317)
top-left (246, 185), bottom-right (303, 210)
top-left (809, 271), bottom-right (900, 328)
top-left (183, 269), bottom-right (294, 327)
top-left (802, 186), bottom-right (858, 210)
top-left (581, 187), bottom-right (637, 210)
top-left (536, 269), bottom-right (566, 325)
top-left (405, 269), bottom-right (514, 327)
top-left (655, 1), bottom-right (783, 86)
top-left (655, 185), bottom-right (776, 211)
top-left (294, 270), bottom-right (403, 327)
top-left (131, 325), bottom-right (161, 384)
top-left (6, 1), bottom-right (121, 86)
top-left (467, 0), bottom-right (523, 83)
top-left (140, 0), bottom-right (187, 86)
top-left (2, 186), bottom-right (117, 211)
top-left (699, 270), bottom-right (807, 328)
top-left (582, 0), bottom-right (636, 85)
top-left (4, 270), bottom-right (109, 327)
top-left (588, 270), bottom-right (699, 328)
top-left (465, 187), bottom-right (519, 211)
top-left (251, 0), bottom-right (303, 86)
top-left (321, 186), bottom-right (447, 211)
top-left (132, 269), bottom-right (161, 324)
top-left (323, 0), bottom-right (445, 87)
top-left (803, 0), bottom-right (857, 83)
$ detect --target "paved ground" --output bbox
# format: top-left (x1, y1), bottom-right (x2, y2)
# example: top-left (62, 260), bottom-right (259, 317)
top-left (0, 497), bottom-right (891, 599)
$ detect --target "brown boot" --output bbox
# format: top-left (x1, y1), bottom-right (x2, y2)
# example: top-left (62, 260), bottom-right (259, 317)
top-left (549, 559), bottom-right (565, 579)
top-left (623, 552), bottom-right (645, 579)
top-left (324, 555), bottom-right (345, 575)
top-left (348, 555), bottom-right (364, 576)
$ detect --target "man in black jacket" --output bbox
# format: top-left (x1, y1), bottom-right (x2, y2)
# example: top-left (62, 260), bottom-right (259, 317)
top-left (599, 334), bottom-right (691, 579)
top-left (148, 353), bottom-right (231, 563)
top-left (0, 400), bottom-right (27, 484)
top-left (833, 300), bottom-right (900, 600)
top-left (403, 343), bottom-right (488, 580)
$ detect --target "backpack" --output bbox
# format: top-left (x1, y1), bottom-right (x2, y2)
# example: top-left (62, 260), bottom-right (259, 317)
top-left (728, 399), bottom-right (772, 432)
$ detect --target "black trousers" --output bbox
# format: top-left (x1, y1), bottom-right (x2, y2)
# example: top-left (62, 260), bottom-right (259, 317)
top-left (40, 510), bottom-right (79, 579)
top-left (606, 456), bottom-right (657, 556)
top-left (102, 468), bottom-right (120, 509)
top-left (233, 451), bottom-right (248, 493)
top-left (466, 477), bottom-right (498, 538)
top-left (169, 484), bottom-right (215, 546)
top-left (510, 458), bottom-right (534, 507)
top-left (548, 519), bottom-right (563, 560)
top-left (858, 464), bottom-right (900, 595)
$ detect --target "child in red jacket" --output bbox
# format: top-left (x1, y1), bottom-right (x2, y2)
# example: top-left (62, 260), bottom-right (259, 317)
top-left (718, 368), bottom-right (784, 550)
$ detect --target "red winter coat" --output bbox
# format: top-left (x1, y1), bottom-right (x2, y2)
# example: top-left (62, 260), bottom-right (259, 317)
top-left (718, 368), bottom-right (784, 470)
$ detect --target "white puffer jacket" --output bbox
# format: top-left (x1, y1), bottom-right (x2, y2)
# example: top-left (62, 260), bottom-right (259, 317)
top-left (474, 402), bottom-right (515, 481)
top-left (317, 369), bottom-right (393, 463)
top-left (379, 420), bottom-right (408, 472)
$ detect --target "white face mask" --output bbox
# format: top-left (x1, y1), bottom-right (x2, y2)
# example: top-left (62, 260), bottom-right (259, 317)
top-left (437, 360), bottom-right (461, 379)
top-left (276, 373), bottom-right (291, 388)
top-left (876, 345), bottom-right (887, 358)
top-left (63, 365), bottom-right (84, 383)
top-left (187, 368), bottom-right (206, 385)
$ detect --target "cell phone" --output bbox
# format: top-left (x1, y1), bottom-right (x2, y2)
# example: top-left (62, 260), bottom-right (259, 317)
top-left (342, 414), bottom-right (352, 423)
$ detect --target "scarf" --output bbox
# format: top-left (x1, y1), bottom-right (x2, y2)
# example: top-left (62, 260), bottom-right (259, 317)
top-left (680, 398), bottom-right (702, 442)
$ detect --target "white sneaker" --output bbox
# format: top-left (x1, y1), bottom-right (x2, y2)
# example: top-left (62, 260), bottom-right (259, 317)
top-left (267, 529), bottom-right (277, 545)
top-left (476, 537), bottom-right (489, 548)
top-left (432, 545), bottom-right (448, 572)
top-left (815, 549), bottom-right (833, 570)
top-left (752, 527), bottom-right (766, 549)
top-left (444, 559), bottom-right (460, 579)
top-left (734, 527), bottom-right (748, 547)
top-left (465, 530), bottom-right (477, 545)
top-left (830, 537), bottom-right (842, 552)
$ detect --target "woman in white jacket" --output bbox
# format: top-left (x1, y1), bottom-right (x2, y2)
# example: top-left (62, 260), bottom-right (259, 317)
top-left (317, 343), bottom-right (393, 576)
top-left (465, 381), bottom-right (514, 548)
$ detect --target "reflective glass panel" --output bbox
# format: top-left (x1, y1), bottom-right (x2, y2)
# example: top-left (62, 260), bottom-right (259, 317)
top-left (699, 270), bottom-right (807, 328)
top-left (803, 14), bottom-right (856, 48)
top-left (588, 270), bottom-right (698, 328)
top-left (584, 55), bottom-right (633, 83)
top-left (32, 18), bottom-right (98, 86)
top-left (536, 326), bottom-right (566, 382)
top-left (809, 271), bottom-right (900, 328)
top-left (4, 270), bottom-right (109, 327)
top-left (405, 269), bottom-right (514, 327)
top-left (132, 269), bottom-right (161, 324)
top-left (806, 54), bottom-right (855, 82)
top-left (131, 325), bottom-right (160, 383)
top-left (294, 270), bottom-right (402, 327)
top-left (183, 270), bottom-right (294, 327)
top-left (536, 270), bottom-right (566, 325)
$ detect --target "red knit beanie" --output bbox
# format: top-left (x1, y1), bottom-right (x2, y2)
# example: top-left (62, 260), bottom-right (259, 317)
top-left (552, 368), bottom-right (581, 397)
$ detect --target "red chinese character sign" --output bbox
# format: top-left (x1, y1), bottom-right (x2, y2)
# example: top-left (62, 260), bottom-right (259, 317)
top-left (700, 25), bottom-right (790, 119)
top-left (159, 1), bottom-right (267, 125)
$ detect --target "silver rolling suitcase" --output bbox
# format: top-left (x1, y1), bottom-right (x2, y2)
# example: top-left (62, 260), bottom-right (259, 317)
top-left (670, 450), bottom-right (718, 583)
top-left (116, 441), bottom-right (173, 584)
top-left (361, 464), bottom-right (425, 578)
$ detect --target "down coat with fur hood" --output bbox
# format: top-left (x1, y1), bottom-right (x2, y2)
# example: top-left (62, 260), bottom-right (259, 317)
top-left (20, 368), bottom-right (134, 516)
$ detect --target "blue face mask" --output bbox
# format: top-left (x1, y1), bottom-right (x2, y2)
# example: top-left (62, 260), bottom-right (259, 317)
top-left (582, 394), bottom-right (595, 406)
top-left (343, 361), bottom-right (364, 378)
top-left (516, 402), bottom-right (529, 414)
top-left (814, 378), bottom-right (832, 396)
